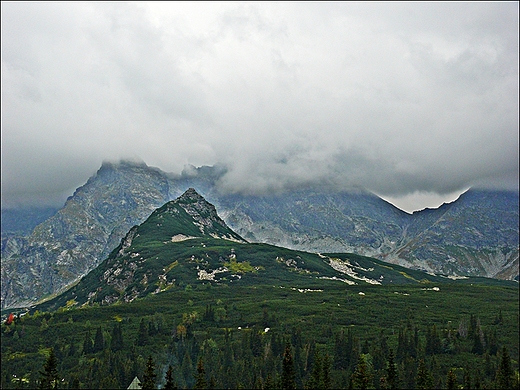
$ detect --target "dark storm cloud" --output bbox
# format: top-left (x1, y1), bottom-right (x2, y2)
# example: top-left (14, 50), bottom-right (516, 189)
top-left (1, 2), bottom-right (518, 211)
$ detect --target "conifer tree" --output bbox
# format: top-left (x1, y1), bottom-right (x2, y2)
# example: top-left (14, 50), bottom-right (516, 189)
top-left (307, 349), bottom-right (322, 390)
top-left (351, 354), bottom-right (371, 390)
top-left (334, 329), bottom-right (348, 370)
top-left (136, 318), bottom-right (149, 346)
top-left (93, 326), bottom-right (104, 353)
top-left (446, 369), bottom-right (457, 390)
top-left (39, 348), bottom-right (59, 390)
top-left (495, 346), bottom-right (513, 389)
top-left (194, 357), bottom-right (207, 389)
top-left (416, 359), bottom-right (433, 390)
top-left (164, 365), bottom-right (176, 390)
top-left (282, 343), bottom-right (296, 390)
top-left (82, 330), bottom-right (93, 354)
top-left (322, 353), bottom-right (331, 390)
top-left (110, 322), bottom-right (124, 352)
top-left (385, 349), bottom-right (399, 390)
top-left (142, 355), bottom-right (157, 390)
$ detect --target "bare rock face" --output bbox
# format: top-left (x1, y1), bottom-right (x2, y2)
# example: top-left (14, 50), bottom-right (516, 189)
top-left (1, 161), bottom-right (176, 309)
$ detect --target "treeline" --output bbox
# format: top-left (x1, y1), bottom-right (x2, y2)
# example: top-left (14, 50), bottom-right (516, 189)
top-left (2, 309), bottom-right (518, 389)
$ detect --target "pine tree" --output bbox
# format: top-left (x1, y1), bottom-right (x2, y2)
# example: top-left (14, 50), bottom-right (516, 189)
top-left (334, 329), bottom-right (348, 370)
top-left (385, 349), bottom-right (399, 390)
top-left (282, 343), bottom-right (296, 390)
top-left (93, 326), bottom-right (104, 353)
top-left (39, 348), bottom-right (59, 390)
top-left (416, 359), bottom-right (433, 390)
top-left (351, 354), bottom-right (371, 390)
top-left (322, 353), bottom-right (331, 390)
top-left (110, 322), bottom-right (124, 352)
top-left (308, 349), bottom-right (322, 390)
top-left (164, 365), bottom-right (176, 390)
top-left (142, 355), bottom-right (156, 390)
top-left (136, 318), bottom-right (149, 346)
top-left (82, 330), bottom-right (93, 354)
top-left (446, 369), bottom-right (457, 390)
top-left (495, 346), bottom-right (513, 389)
top-left (194, 357), bottom-right (207, 389)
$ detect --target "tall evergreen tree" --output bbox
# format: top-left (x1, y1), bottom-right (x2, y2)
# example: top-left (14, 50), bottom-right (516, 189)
top-left (495, 346), bottom-right (513, 389)
top-left (164, 365), bottom-right (176, 390)
top-left (194, 357), bottom-right (207, 389)
top-left (141, 355), bottom-right (156, 390)
top-left (38, 348), bottom-right (59, 390)
top-left (322, 353), bottom-right (331, 390)
top-left (416, 359), bottom-right (433, 390)
top-left (282, 343), bottom-right (296, 390)
top-left (307, 349), bottom-right (322, 390)
top-left (446, 369), bottom-right (457, 390)
top-left (82, 330), bottom-right (93, 355)
top-left (93, 326), bottom-right (104, 353)
top-left (334, 329), bottom-right (347, 370)
top-left (110, 322), bottom-right (124, 352)
top-left (351, 354), bottom-right (371, 390)
top-left (136, 318), bottom-right (149, 346)
top-left (385, 349), bottom-right (399, 390)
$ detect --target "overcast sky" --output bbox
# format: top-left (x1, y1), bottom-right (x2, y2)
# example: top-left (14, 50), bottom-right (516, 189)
top-left (1, 2), bottom-right (518, 212)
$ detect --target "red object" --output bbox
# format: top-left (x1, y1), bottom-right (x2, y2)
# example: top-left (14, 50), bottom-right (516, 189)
top-left (5, 313), bottom-right (14, 325)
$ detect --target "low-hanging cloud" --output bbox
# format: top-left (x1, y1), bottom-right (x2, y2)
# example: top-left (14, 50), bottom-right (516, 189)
top-left (1, 2), bottom-right (518, 209)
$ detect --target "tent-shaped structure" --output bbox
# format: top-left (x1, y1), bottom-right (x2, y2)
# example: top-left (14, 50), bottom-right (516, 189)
top-left (127, 376), bottom-right (141, 389)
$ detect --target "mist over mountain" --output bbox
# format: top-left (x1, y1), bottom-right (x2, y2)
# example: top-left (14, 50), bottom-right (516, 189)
top-left (1, 160), bottom-right (518, 309)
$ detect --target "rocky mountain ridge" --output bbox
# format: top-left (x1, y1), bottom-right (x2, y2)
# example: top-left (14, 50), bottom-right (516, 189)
top-left (38, 188), bottom-right (515, 313)
top-left (1, 160), bottom-right (518, 309)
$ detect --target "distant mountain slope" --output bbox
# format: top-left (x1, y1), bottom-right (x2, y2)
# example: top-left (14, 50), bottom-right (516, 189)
top-left (40, 189), bottom-right (511, 313)
top-left (1, 161), bottom-right (179, 309)
top-left (1, 160), bottom-right (518, 309)
top-left (216, 188), bottom-right (519, 281)
top-left (388, 190), bottom-right (519, 278)
top-left (0, 206), bottom-right (59, 236)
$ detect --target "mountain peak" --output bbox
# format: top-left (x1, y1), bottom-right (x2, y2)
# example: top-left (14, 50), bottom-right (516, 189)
top-left (151, 188), bottom-right (247, 243)
top-left (177, 188), bottom-right (205, 202)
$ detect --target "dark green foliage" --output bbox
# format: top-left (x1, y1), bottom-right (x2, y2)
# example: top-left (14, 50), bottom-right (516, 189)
top-left (136, 319), bottom-right (149, 346)
top-left (110, 322), bottom-right (123, 352)
top-left (82, 330), bottom-right (93, 354)
top-left (496, 346), bottom-right (513, 389)
top-left (194, 357), bottom-right (207, 389)
top-left (446, 369), bottom-right (457, 390)
top-left (1, 282), bottom-right (518, 389)
top-left (164, 365), bottom-right (176, 390)
top-left (142, 355), bottom-right (156, 390)
top-left (282, 343), bottom-right (296, 390)
top-left (351, 354), bottom-right (371, 390)
top-left (385, 349), bottom-right (399, 390)
top-left (38, 348), bottom-right (58, 390)
top-left (93, 326), bottom-right (104, 353)
top-left (416, 359), bottom-right (433, 390)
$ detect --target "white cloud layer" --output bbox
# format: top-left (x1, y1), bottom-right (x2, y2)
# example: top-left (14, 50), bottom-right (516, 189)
top-left (1, 2), bottom-right (518, 211)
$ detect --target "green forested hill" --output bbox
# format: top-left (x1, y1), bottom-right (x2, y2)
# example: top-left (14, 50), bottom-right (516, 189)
top-left (1, 282), bottom-right (518, 389)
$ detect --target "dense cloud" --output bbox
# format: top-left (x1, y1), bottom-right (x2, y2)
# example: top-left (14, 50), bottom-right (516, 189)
top-left (1, 2), bottom-right (518, 211)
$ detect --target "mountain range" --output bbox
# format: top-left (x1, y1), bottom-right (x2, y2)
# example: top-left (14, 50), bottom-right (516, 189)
top-left (1, 160), bottom-right (518, 309)
top-left (34, 187), bottom-right (515, 313)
